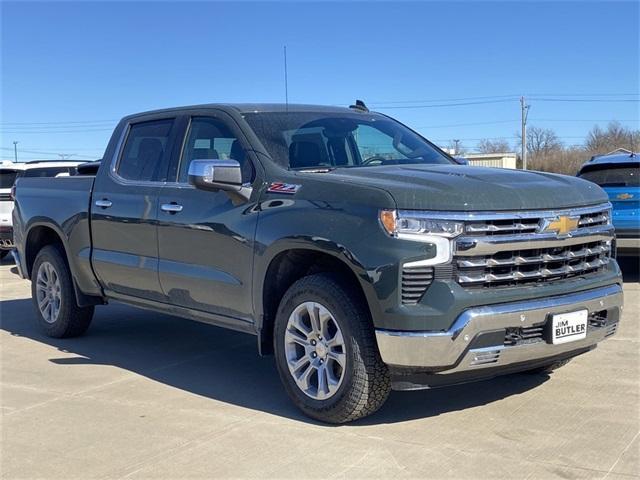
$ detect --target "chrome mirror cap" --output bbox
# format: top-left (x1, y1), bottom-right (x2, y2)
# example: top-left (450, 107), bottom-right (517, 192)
top-left (188, 159), bottom-right (243, 191)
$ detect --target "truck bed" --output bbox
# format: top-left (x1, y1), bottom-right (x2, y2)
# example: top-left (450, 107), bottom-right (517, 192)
top-left (13, 174), bottom-right (100, 296)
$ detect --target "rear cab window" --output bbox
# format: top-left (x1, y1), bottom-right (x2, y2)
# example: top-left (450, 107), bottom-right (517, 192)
top-left (21, 167), bottom-right (76, 178)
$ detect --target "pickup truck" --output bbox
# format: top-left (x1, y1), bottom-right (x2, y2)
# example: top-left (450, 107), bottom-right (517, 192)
top-left (13, 102), bottom-right (624, 423)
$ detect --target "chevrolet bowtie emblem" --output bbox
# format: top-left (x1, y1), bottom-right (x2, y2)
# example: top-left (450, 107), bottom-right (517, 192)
top-left (617, 193), bottom-right (634, 200)
top-left (540, 215), bottom-right (580, 236)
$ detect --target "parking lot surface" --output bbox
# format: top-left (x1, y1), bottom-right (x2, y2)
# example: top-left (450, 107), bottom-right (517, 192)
top-left (1, 257), bottom-right (638, 479)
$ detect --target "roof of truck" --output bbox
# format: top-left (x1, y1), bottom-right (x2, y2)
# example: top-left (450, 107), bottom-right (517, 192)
top-left (124, 103), bottom-right (363, 120)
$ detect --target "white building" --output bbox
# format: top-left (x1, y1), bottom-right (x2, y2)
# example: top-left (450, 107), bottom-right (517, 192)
top-left (461, 152), bottom-right (518, 169)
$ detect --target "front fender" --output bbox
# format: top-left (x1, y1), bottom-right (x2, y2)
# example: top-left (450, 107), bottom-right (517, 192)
top-left (251, 196), bottom-right (427, 331)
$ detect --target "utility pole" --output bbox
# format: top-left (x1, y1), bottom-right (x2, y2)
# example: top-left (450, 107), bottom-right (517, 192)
top-left (453, 139), bottom-right (460, 155)
top-left (13, 141), bottom-right (19, 163)
top-left (520, 96), bottom-right (530, 170)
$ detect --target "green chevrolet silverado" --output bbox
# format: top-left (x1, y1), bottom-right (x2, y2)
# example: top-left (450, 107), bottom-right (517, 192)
top-left (12, 102), bottom-right (623, 423)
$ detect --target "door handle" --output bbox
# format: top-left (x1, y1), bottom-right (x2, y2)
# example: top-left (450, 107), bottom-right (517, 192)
top-left (95, 199), bottom-right (113, 209)
top-left (161, 203), bottom-right (183, 214)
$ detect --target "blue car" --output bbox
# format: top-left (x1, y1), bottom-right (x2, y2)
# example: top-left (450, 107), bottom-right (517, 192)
top-left (578, 152), bottom-right (639, 256)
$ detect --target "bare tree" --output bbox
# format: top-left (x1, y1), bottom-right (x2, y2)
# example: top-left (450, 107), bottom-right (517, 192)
top-left (526, 126), bottom-right (563, 157)
top-left (476, 138), bottom-right (511, 154)
top-left (585, 121), bottom-right (640, 155)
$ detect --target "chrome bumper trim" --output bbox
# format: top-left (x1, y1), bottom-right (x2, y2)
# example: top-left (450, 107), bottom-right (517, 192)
top-left (455, 225), bottom-right (614, 256)
top-left (617, 237), bottom-right (640, 249)
top-left (375, 284), bottom-right (623, 369)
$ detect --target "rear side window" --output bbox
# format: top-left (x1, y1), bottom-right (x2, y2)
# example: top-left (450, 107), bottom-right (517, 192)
top-left (118, 119), bottom-right (174, 181)
top-left (0, 169), bottom-right (19, 188)
top-left (579, 164), bottom-right (640, 187)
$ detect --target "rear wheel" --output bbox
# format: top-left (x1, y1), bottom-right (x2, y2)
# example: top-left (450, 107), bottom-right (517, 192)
top-left (31, 245), bottom-right (94, 338)
top-left (274, 273), bottom-right (390, 423)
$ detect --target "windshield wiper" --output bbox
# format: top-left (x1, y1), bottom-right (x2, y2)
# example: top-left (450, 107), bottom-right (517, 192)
top-left (292, 167), bottom-right (336, 173)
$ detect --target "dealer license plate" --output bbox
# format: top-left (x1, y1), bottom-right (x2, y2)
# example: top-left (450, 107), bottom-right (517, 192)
top-left (551, 310), bottom-right (588, 345)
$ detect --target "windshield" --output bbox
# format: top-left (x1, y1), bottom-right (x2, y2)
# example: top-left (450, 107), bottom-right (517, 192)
top-left (579, 163), bottom-right (640, 187)
top-left (243, 111), bottom-right (452, 169)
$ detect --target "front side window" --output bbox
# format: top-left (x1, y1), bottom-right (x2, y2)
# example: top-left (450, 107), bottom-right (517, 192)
top-left (118, 119), bottom-right (174, 181)
top-left (178, 117), bottom-right (253, 183)
top-left (579, 164), bottom-right (640, 187)
top-left (243, 111), bottom-right (452, 169)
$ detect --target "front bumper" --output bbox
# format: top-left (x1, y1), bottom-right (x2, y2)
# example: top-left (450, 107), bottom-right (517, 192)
top-left (376, 284), bottom-right (623, 384)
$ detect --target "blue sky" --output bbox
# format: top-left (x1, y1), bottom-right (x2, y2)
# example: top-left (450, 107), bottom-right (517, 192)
top-left (1, 0), bottom-right (639, 161)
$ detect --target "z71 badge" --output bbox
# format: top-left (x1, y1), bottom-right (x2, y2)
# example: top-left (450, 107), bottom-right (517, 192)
top-left (267, 182), bottom-right (301, 194)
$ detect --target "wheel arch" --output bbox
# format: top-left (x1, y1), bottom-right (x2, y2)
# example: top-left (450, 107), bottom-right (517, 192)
top-left (255, 243), bottom-right (375, 355)
top-left (24, 223), bottom-right (100, 307)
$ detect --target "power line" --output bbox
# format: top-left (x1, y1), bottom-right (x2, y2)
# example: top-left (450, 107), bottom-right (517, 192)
top-left (415, 119), bottom-right (519, 129)
top-left (370, 94), bottom-right (521, 105)
top-left (533, 98), bottom-right (639, 103)
top-left (0, 127), bottom-right (115, 134)
top-left (375, 98), bottom-right (519, 109)
top-left (0, 119), bottom-right (118, 126)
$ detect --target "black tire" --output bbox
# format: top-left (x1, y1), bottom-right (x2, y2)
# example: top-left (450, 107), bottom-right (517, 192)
top-left (0, 250), bottom-right (9, 260)
top-left (31, 245), bottom-right (94, 338)
top-left (274, 273), bottom-right (391, 424)
top-left (524, 358), bottom-right (572, 375)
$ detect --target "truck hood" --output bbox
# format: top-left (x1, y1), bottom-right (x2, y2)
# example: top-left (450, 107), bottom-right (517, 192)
top-left (328, 165), bottom-right (608, 211)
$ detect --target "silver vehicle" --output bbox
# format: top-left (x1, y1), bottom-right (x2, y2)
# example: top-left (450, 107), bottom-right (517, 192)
top-left (1, 161), bottom-right (85, 260)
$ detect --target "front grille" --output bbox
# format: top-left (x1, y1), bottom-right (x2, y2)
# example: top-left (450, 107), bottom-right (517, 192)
top-left (401, 266), bottom-right (433, 304)
top-left (457, 241), bottom-right (611, 287)
top-left (448, 203), bottom-right (614, 289)
top-left (504, 324), bottom-right (545, 346)
top-left (504, 310), bottom-right (615, 347)
top-left (0, 193), bottom-right (11, 201)
top-left (464, 208), bottom-right (610, 236)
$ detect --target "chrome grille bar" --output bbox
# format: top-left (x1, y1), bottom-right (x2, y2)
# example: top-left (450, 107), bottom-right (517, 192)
top-left (458, 257), bottom-right (609, 285)
top-left (457, 243), bottom-right (610, 268)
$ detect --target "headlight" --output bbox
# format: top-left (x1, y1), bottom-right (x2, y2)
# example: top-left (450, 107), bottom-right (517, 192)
top-left (379, 210), bottom-right (464, 266)
top-left (379, 210), bottom-right (463, 239)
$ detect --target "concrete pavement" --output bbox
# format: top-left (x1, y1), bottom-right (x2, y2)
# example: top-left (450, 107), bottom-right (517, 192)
top-left (1, 256), bottom-right (638, 479)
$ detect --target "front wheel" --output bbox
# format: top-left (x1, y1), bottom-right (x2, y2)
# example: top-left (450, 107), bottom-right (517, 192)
top-left (31, 245), bottom-right (94, 338)
top-left (274, 273), bottom-right (391, 423)
top-left (0, 250), bottom-right (9, 260)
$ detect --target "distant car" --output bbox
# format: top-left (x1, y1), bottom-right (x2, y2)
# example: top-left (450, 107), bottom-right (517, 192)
top-left (578, 153), bottom-right (639, 256)
top-left (0, 163), bottom-right (26, 259)
top-left (0, 160), bottom-right (86, 260)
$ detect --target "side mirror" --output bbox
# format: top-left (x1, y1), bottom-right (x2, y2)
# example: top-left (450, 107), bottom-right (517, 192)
top-left (453, 156), bottom-right (469, 165)
top-left (188, 159), bottom-right (243, 192)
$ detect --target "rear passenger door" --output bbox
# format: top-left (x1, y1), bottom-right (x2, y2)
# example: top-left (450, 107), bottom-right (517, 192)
top-left (91, 116), bottom-right (182, 302)
top-left (156, 113), bottom-right (259, 323)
